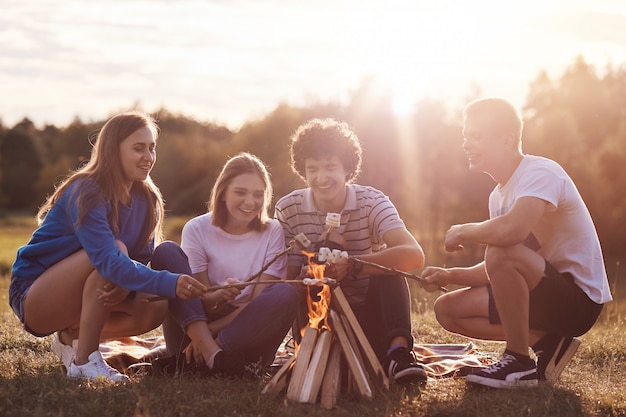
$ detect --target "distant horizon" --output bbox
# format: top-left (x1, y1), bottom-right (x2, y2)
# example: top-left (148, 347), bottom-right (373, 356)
top-left (2, 0), bottom-right (625, 130)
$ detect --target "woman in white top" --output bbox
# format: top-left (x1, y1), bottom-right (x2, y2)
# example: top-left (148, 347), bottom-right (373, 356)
top-left (158, 152), bottom-right (298, 376)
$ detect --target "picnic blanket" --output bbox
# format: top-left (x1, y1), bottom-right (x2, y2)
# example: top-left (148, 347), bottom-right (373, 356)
top-left (411, 343), bottom-right (487, 377)
top-left (99, 337), bottom-right (487, 378)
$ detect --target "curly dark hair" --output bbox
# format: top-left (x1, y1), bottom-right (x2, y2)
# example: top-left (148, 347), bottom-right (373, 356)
top-left (290, 118), bottom-right (362, 183)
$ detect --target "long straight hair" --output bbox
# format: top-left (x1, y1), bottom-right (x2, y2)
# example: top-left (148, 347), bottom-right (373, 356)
top-left (37, 111), bottom-right (165, 245)
top-left (209, 152), bottom-right (273, 232)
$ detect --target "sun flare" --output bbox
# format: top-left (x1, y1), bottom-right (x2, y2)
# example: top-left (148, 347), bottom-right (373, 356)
top-left (344, 1), bottom-right (537, 116)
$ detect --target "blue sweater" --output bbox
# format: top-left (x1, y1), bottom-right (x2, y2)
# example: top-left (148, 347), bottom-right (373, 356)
top-left (12, 180), bottom-right (179, 298)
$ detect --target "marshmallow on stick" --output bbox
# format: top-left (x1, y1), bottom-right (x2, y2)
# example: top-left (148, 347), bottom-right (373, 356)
top-left (325, 212), bottom-right (341, 228)
top-left (294, 232), bottom-right (312, 249)
top-left (322, 212), bottom-right (341, 246)
top-left (318, 247), bottom-right (349, 263)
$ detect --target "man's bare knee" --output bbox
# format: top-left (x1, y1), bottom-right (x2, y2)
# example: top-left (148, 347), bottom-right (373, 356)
top-left (433, 296), bottom-right (455, 330)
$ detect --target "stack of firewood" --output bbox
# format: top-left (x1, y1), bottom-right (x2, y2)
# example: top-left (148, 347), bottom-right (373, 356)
top-left (262, 286), bottom-right (388, 409)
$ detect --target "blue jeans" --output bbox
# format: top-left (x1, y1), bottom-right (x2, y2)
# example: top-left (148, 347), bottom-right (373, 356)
top-left (151, 241), bottom-right (298, 365)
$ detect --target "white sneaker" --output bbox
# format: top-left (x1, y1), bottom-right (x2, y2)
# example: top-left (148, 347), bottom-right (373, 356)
top-left (51, 332), bottom-right (75, 370)
top-left (67, 350), bottom-right (129, 382)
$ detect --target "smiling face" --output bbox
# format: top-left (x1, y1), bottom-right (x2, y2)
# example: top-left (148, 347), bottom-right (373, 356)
top-left (461, 97), bottom-right (524, 184)
top-left (118, 126), bottom-right (156, 187)
top-left (462, 112), bottom-right (524, 185)
top-left (304, 155), bottom-right (348, 213)
top-left (222, 172), bottom-right (266, 234)
top-left (462, 114), bottom-right (501, 174)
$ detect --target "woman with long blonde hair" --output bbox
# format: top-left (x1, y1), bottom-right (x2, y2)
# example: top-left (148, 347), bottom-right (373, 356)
top-left (9, 111), bottom-right (206, 382)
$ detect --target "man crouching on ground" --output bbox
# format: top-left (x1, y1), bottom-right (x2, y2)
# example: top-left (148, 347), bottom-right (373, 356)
top-left (422, 97), bottom-right (612, 389)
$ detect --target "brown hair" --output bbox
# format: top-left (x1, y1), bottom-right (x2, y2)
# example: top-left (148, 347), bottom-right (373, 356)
top-left (209, 152), bottom-right (273, 231)
top-left (37, 111), bottom-right (164, 245)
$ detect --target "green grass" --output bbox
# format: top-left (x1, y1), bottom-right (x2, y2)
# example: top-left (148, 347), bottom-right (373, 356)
top-left (1, 215), bottom-right (625, 416)
top-left (0, 215), bottom-right (35, 277)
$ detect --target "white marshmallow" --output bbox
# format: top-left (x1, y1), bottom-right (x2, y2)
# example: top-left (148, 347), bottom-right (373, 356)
top-left (318, 247), bottom-right (331, 262)
top-left (325, 212), bottom-right (341, 228)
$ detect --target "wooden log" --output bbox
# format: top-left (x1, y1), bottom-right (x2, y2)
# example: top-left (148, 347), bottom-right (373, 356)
top-left (331, 287), bottom-right (389, 390)
top-left (300, 330), bottom-right (333, 403)
top-left (338, 312), bottom-right (368, 382)
top-left (320, 341), bottom-right (342, 410)
top-left (286, 326), bottom-right (318, 401)
top-left (329, 309), bottom-right (372, 398)
top-left (261, 355), bottom-right (295, 395)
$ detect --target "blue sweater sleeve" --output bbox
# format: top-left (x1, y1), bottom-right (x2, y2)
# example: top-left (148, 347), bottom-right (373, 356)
top-left (66, 187), bottom-right (179, 298)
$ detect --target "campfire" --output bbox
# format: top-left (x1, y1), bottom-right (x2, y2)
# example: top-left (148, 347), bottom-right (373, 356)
top-left (262, 252), bottom-right (388, 409)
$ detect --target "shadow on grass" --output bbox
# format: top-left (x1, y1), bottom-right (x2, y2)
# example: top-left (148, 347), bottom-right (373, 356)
top-left (0, 362), bottom-right (425, 417)
top-left (453, 382), bottom-right (585, 417)
top-left (0, 373), bottom-right (138, 417)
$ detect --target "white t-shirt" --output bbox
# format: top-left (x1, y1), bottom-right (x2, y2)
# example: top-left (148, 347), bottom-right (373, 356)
top-left (181, 213), bottom-right (287, 306)
top-left (489, 155), bottom-right (612, 304)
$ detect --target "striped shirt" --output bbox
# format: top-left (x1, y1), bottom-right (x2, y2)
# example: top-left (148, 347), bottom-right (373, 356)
top-left (274, 184), bottom-right (406, 304)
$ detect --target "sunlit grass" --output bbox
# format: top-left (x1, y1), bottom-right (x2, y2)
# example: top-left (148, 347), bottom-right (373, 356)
top-left (1, 308), bottom-right (624, 417)
top-left (0, 216), bottom-right (35, 276)
top-left (1, 214), bottom-right (625, 416)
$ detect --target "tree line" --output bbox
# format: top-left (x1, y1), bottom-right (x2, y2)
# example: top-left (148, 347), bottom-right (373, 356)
top-left (1, 56), bottom-right (624, 276)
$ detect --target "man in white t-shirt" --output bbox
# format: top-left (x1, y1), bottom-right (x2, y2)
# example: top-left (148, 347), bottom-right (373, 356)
top-left (422, 97), bottom-right (612, 389)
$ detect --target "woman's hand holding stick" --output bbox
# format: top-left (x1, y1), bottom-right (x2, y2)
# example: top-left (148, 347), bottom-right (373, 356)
top-left (145, 233), bottom-right (312, 302)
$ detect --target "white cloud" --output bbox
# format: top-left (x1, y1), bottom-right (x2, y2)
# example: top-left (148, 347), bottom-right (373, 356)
top-left (1, 0), bottom-right (625, 129)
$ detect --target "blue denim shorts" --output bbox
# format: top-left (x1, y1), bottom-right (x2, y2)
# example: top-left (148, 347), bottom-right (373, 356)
top-left (9, 275), bottom-right (49, 337)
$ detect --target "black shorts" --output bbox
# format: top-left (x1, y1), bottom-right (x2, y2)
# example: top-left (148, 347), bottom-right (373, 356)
top-left (487, 260), bottom-right (603, 337)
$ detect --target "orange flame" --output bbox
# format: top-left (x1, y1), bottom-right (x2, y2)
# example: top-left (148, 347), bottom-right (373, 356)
top-left (302, 250), bottom-right (331, 332)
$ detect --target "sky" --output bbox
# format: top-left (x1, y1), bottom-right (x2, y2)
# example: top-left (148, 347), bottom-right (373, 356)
top-left (1, 0), bottom-right (626, 130)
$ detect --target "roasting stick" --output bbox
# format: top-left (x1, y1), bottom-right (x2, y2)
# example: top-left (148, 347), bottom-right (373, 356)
top-left (313, 244), bottom-right (447, 293)
top-left (242, 234), bottom-right (309, 285)
top-left (144, 278), bottom-right (334, 302)
top-left (351, 257), bottom-right (448, 293)
top-left (322, 213), bottom-right (341, 246)
top-left (144, 233), bottom-right (312, 303)
top-left (203, 277), bottom-right (336, 291)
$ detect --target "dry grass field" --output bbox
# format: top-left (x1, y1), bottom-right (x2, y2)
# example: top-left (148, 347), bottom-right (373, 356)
top-left (1, 215), bottom-right (624, 416)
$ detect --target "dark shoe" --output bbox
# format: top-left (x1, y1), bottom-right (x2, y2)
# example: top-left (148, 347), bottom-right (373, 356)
top-left (466, 353), bottom-right (537, 389)
top-left (151, 354), bottom-right (206, 376)
top-left (210, 350), bottom-right (250, 377)
top-left (385, 347), bottom-right (428, 385)
top-left (536, 337), bottom-right (580, 383)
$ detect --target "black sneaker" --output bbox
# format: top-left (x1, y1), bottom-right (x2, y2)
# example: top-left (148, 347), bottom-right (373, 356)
top-left (384, 347), bottom-right (428, 385)
top-left (536, 337), bottom-right (580, 383)
top-left (152, 353), bottom-right (215, 377)
top-left (210, 350), bottom-right (250, 377)
top-left (466, 353), bottom-right (538, 389)
top-left (151, 354), bottom-right (195, 376)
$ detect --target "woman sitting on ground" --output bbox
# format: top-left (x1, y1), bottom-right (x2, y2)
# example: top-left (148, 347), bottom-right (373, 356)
top-left (157, 152), bottom-right (298, 376)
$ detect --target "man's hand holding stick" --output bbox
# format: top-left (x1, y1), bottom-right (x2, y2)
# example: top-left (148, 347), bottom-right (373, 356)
top-left (350, 257), bottom-right (448, 292)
